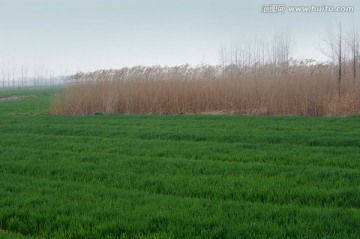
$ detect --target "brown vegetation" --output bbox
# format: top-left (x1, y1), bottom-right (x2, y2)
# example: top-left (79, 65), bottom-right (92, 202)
top-left (52, 61), bottom-right (360, 116)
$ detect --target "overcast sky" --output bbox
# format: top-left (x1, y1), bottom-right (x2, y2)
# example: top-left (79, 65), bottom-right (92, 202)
top-left (0, 0), bottom-right (359, 74)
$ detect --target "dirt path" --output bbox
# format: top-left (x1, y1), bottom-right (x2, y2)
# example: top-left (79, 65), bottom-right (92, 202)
top-left (0, 94), bottom-right (48, 103)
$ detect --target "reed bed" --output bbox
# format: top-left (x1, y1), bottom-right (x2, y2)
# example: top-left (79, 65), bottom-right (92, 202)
top-left (52, 62), bottom-right (360, 116)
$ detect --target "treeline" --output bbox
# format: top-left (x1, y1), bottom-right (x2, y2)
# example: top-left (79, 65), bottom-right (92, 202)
top-left (218, 27), bottom-right (359, 87)
top-left (0, 64), bottom-right (67, 90)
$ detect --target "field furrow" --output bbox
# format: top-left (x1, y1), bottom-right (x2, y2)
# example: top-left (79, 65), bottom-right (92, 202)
top-left (0, 91), bottom-right (359, 238)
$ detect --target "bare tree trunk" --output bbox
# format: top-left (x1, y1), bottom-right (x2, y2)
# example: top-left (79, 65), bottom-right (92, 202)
top-left (12, 64), bottom-right (16, 89)
top-left (6, 63), bottom-right (9, 89)
top-left (21, 65), bottom-right (28, 88)
top-left (338, 24), bottom-right (342, 97)
top-left (338, 52), bottom-right (342, 97)
top-left (34, 65), bottom-right (37, 88)
top-left (348, 24), bottom-right (359, 85)
top-left (321, 23), bottom-right (344, 98)
top-left (1, 64), bottom-right (5, 91)
top-left (219, 45), bottom-right (227, 78)
top-left (351, 46), bottom-right (356, 87)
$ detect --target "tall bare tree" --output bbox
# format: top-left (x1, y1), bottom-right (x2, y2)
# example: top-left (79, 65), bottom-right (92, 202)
top-left (33, 65), bottom-right (38, 88)
top-left (348, 24), bottom-right (359, 82)
top-left (1, 64), bottom-right (5, 90)
top-left (21, 65), bottom-right (28, 88)
top-left (6, 63), bottom-right (10, 89)
top-left (321, 23), bottom-right (344, 97)
top-left (230, 41), bottom-right (240, 66)
top-left (12, 64), bottom-right (16, 89)
top-left (219, 44), bottom-right (228, 77)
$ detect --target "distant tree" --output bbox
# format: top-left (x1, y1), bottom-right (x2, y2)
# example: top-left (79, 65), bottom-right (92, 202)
top-left (321, 23), bottom-right (344, 97)
top-left (7, 63), bottom-right (10, 89)
top-left (270, 31), bottom-right (293, 66)
top-left (219, 44), bottom-right (228, 77)
top-left (348, 24), bottom-right (359, 82)
top-left (230, 41), bottom-right (240, 66)
top-left (33, 65), bottom-right (38, 88)
top-left (1, 64), bottom-right (5, 90)
top-left (21, 65), bottom-right (28, 88)
top-left (12, 64), bottom-right (16, 89)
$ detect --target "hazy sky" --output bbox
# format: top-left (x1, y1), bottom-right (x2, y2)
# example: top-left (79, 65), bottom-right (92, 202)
top-left (0, 0), bottom-right (359, 74)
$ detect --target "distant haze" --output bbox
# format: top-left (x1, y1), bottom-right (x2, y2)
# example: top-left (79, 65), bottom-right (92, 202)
top-left (0, 0), bottom-right (359, 74)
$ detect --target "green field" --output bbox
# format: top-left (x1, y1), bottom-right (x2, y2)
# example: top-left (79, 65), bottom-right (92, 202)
top-left (0, 89), bottom-right (359, 238)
